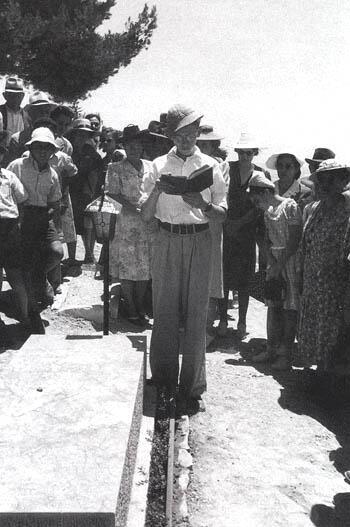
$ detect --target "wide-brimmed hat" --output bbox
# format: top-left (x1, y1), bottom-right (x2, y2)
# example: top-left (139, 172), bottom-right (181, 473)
top-left (25, 127), bottom-right (59, 149)
top-left (234, 132), bottom-right (262, 150)
top-left (27, 91), bottom-right (57, 108)
top-left (165, 104), bottom-right (203, 137)
top-left (309, 159), bottom-right (350, 182)
top-left (121, 124), bottom-right (149, 144)
top-left (4, 76), bottom-right (25, 93)
top-left (266, 152), bottom-right (304, 170)
top-left (67, 118), bottom-right (95, 136)
top-left (249, 172), bottom-right (275, 190)
top-left (147, 120), bottom-right (168, 139)
top-left (305, 148), bottom-right (335, 165)
top-left (197, 124), bottom-right (223, 142)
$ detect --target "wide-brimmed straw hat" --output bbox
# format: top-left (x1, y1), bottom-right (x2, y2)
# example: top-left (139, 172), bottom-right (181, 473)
top-left (249, 172), bottom-right (275, 190)
top-left (25, 127), bottom-right (59, 149)
top-left (27, 91), bottom-right (57, 109)
top-left (166, 104), bottom-right (203, 138)
top-left (305, 148), bottom-right (335, 165)
top-left (147, 120), bottom-right (168, 140)
top-left (266, 152), bottom-right (304, 170)
top-left (197, 124), bottom-right (223, 142)
top-left (121, 124), bottom-right (149, 144)
top-left (4, 76), bottom-right (25, 93)
top-left (309, 159), bottom-right (350, 182)
top-left (234, 132), bottom-right (262, 150)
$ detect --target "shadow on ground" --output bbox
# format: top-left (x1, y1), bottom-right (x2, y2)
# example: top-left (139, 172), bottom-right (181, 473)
top-left (220, 332), bottom-right (350, 526)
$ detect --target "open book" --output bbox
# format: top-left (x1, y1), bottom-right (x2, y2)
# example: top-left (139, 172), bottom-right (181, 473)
top-left (160, 164), bottom-right (213, 194)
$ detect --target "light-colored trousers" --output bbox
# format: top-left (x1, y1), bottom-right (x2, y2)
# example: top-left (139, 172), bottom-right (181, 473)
top-left (150, 227), bottom-right (212, 398)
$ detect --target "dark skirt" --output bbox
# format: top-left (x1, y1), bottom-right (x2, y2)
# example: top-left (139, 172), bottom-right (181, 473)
top-left (222, 230), bottom-right (256, 291)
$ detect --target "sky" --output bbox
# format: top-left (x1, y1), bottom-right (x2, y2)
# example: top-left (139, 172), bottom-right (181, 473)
top-left (2, 0), bottom-right (350, 167)
top-left (81, 0), bottom-right (350, 166)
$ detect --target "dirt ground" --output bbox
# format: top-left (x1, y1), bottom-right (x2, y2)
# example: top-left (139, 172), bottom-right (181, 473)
top-left (188, 301), bottom-right (350, 526)
top-left (2, 247), bottom-right (350, 526)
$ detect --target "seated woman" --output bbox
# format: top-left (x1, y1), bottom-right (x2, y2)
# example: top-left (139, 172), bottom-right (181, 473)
top-left (249, 173), bottom-right (302, 371)
top-left (105, 125), bottom-right (156, 325)
top-left (297, 160), bottom-right (350, 373)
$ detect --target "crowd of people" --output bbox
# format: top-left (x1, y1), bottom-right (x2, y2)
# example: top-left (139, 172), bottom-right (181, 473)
top-left (1, 75), bottom-right (350, 414)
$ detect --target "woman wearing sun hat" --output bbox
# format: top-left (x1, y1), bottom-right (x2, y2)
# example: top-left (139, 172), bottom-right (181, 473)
top-left (197, 124), bottom-right (229, 345)
top-left (265, 151), bottom-right (306, 201)
top-left (297, 159), bottom-right (350, 373)
top-left (68, 118), bottom-right (104, 263)
top-left (105, 124), bottom-right (156, 326)
top-left (218, 132), bottom-right (268, 339)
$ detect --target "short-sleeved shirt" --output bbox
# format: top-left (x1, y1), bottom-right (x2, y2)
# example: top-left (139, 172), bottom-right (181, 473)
top-left (141, 146), bottom-right (227, 224)
top-left (0, 168), bottom-right (28, 218)
top-left (7, 155), bottom-right (61, 207)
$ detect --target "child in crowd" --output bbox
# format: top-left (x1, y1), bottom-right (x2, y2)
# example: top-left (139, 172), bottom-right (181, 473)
top-left (249, 173), bottom-right (302, 371)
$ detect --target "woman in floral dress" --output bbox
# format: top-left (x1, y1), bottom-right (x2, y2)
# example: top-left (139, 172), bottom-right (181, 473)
top-left (105, 125), bottom-right (156, 325)
top-left (297, 160), bottom-right (350, 371)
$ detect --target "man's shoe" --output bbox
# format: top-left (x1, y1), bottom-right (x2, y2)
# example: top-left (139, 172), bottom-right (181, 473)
top-left (187, 395), bottom-right (206, 416)
top-left (29, 311), bottom-right (45, 334)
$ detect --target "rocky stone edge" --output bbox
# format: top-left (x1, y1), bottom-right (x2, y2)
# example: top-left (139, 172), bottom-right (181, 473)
top-left (173, 415), bottom-right (192, 524)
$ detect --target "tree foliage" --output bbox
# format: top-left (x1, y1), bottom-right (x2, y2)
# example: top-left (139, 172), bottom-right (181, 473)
top-left (0, 0), bottom-right (157, 102)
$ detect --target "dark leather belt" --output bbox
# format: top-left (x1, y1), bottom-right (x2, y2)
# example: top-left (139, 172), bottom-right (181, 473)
top-left (159, 221), bottom-right (209, 234)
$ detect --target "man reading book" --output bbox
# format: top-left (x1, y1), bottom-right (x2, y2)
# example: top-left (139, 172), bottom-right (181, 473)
top-left (141, 104), bottom-right (227, 415)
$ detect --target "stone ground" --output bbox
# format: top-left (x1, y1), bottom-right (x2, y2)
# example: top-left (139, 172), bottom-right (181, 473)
top-left (1, 242), bottom-right (350, 526)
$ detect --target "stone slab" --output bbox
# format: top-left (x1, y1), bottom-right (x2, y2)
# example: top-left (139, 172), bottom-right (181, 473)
top-left (0, 334), bottom-right (145, 526)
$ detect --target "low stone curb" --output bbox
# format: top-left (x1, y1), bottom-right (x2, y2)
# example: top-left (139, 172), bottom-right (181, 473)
top-left (173, 415), bottom-right (192, 522)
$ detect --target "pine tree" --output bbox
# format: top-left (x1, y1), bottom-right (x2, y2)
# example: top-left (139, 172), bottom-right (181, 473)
top-left (0, 0), bottom-right (157, 102)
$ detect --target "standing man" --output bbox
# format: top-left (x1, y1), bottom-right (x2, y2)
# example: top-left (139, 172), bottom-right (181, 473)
top-left (8, 91), bottom-right (56, 162)
top-left (0, 76), bottom-right (29, 143)
top-left (141, 104), bottom-right (227, 415)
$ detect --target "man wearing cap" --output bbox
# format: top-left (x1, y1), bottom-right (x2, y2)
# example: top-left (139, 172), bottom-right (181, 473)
top-left (305, 147), bottom-right (336, 175)
top-left (0, 77), bottom-right (30, 147)
top-left (7, 91), bottom-right (56, 163)
top-left (141, 104), bottom-right (227, 414)
top-left (7, 127), bottom-right (63, 311)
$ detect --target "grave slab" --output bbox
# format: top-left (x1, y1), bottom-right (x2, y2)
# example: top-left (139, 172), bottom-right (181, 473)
top-left (0, 334), bottom-right (145, 527)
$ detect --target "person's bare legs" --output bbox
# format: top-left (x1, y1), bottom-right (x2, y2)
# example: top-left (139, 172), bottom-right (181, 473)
top-left (237, 287), bottom-right (249, 338)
